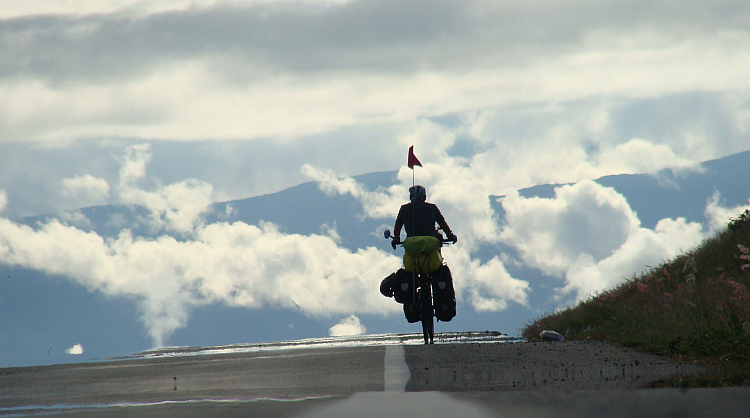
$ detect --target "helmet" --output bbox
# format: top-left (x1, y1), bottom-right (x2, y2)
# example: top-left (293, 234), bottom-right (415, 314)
top-left (409, 185), bottom-right (426, 202)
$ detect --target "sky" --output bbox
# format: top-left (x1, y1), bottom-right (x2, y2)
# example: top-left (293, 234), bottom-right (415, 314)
top-left (2, 0), bottom-right (750, 354)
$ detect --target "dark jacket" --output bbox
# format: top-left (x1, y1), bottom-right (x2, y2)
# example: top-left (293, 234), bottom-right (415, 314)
top-left (394, 200), bottom-right (453, 239)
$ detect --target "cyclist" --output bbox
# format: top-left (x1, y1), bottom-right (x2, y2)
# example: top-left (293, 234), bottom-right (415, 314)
top-left (391, 185), bottom-right (457, 248)
top-left (386, 185), bottom-right (458, 340)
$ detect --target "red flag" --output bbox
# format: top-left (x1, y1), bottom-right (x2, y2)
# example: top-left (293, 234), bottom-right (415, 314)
top-left (408, 146), bottom-right (422, 169)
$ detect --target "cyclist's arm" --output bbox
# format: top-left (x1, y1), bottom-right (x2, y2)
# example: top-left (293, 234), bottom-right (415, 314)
top-left (434, 205), bottom-right (455, 239)
top-left (393, 219), bottom-right (403, 243)
top-left (393, 205), bottom-right (406, 242)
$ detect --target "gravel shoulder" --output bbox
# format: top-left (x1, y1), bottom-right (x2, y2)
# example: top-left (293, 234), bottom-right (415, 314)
top-left (405, 341), bottom-right (705, 391)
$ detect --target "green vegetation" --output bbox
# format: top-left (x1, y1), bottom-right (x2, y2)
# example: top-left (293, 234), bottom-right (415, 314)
top-left (523, 210), bottom-right (750, 387)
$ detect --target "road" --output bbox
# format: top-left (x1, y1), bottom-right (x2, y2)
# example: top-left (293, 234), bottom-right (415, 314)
top-left (1, 340), bottom-right (748, 417)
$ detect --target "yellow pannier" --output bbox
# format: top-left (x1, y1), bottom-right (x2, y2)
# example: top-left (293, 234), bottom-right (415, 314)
top-left (402, 236), bottom-right (443, 274)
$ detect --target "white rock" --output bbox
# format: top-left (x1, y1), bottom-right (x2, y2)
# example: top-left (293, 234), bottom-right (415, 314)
top-left (540, 330), bottom-right (565, 342)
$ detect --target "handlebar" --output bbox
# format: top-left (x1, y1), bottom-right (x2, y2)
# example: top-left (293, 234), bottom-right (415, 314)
top-left (384, 229), bottom-right (457, 249)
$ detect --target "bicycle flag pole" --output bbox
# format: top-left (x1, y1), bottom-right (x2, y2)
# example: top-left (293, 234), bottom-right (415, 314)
top-left (407, 145), bottom-right (422, 314)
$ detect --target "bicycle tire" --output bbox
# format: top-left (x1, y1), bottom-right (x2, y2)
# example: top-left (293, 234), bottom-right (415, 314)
top-left (419, 274), bottom-right (435, 344)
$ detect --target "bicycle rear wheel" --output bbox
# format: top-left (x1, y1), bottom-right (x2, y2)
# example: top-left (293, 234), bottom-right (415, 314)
top-left (419, 276), bottom-right (434, 344)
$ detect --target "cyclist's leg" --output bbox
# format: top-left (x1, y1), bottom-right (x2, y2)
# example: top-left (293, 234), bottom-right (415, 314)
top-left (419, 284), bottom-right (428, 344)
top-left (428, 278), bottom-right (435, 344)
top-left (417, 277), bottom-right (428, 344)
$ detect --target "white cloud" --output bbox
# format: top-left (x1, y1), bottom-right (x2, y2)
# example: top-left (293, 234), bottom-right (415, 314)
top-left (121, 178), bottom-right (214, 235)
top-left (66, 344), bottom-right (83, 355)
top-left (0, 215), bottom-right (400, 347)
top-left (302, 122), bottom-right (505, 249)
top-left (0, 191), bottom-right (7, 213)
top-left (596, 139), bottom-right (697, 175)
top-left (117, 144), bottom-right (214, 235)
top-left (562, 217), bottom-right (705, 301)
top-left (704, 191), bottom-right (750, 233)
top-left (118, 144), bottom-right (152, 187)
top-left (443, 247), bottom-right (529, 311)
top-left (500, 181), bottom-right (640, 277)
top-left (329, 315), bottom-right (366, 336)
top-left (0, 1), bottom-right (361, 19)
top-left (62, 175), bottom-right (110, 209)
top-left (499, 180), bottom-right (705, 302)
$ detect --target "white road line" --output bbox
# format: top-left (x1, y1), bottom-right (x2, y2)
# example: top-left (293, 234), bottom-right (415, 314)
top-left (383, 345), bottom-right (410, 392)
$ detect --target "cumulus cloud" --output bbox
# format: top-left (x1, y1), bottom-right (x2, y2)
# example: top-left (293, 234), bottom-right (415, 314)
top-left (122, 178), bottom-right (214, 235)
top-left (562, 217), bottom-right (705, 301)
top-left (704, 191), bottom-right (750, 233)
top-left (595, 139), bottom-right (698, 176)
top-left (0, 201), bottom-right (401, 347)
top-left (62, 175), bottom-right (110, 208)
top-left (501, 181), bottom-right (640, 277)
top-left (118, 144), bottom-right (152, 186)
top-left (499, 181), bottom-right (706, 302)
top-left (329, 315), bottom-right (366, 336)
top-left (443, 247), bottom-right (529, 311)
top-left (66, 344), bottom-right (83, 355)
top-left (116, 144), bottom-right (214, 235)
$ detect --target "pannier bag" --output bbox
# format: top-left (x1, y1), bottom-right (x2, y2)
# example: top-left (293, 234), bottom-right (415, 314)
top-left (380, 268), bottom-right (415, 305)
top-left (403, 303), bottom-right (421, 323)
top-left (379, 274), bottom-right (395, 297)
top-left (403, 236), bottom-right (443, 274)
top-left (432, 265), bottom-right (456, 322)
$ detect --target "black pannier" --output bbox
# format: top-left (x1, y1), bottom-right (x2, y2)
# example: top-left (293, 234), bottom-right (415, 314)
top-left (403, 303), bottom-right (421, 323)
top-left (380, 268), bottom-right (415, 305)
top-left (381, 269), bottom-right (420, 323)
top-left (432, 265), bottom-right (456, 322)
top-left (379, 274), bottom-right (395, 297)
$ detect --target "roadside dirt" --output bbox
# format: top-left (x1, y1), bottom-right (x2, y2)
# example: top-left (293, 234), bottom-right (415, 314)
top-left (405, 341), bottom-right (705, 391)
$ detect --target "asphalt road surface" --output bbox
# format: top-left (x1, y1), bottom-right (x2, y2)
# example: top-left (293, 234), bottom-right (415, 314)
top-left (1, 340), bottom-right (749, 417)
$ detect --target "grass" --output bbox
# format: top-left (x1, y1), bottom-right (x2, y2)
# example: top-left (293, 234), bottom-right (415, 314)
top-left (522, 209), bottom-right (750, 387)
